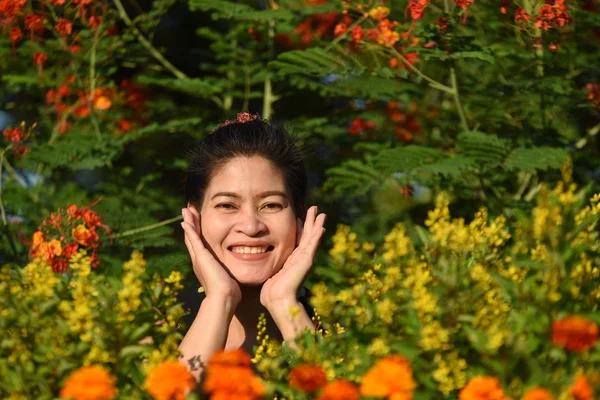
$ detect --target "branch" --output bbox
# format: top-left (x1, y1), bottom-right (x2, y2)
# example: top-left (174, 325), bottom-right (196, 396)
top-left (112, 215), bottom-right (182, 239)
top-left (113, 0), bottom-right (187, 79)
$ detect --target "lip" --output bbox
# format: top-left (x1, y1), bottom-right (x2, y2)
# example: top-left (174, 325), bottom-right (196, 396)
top-left (227, 241), bottom-right (274, 262)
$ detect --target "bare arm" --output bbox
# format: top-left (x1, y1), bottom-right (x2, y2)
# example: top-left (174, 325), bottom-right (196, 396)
top-left (266, 297), bottom-right (315, 344)
top-left (178, 296), bottom-right (236, 380)
top-left (179, 207), bottom-right (242, 379)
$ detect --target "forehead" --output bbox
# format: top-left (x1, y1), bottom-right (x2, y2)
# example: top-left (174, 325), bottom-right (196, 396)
top-left (206, 156), bottom-right (287, 195)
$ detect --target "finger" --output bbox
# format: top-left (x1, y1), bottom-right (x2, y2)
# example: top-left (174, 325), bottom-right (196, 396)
top-left (303, 206), bottom-right (317, 236)
top-left (182, 220), bottom-right (205, 251)
top-left (188, 206), bottom-right (201, 236)
top-left (308, 213), bottom-right (327, 248)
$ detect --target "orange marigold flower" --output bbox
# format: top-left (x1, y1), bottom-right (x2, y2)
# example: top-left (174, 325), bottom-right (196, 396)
top-left (521, 387), bottom-right (555, 400)
top-left (369, 6), bottom-right (390, 20)
top-left (360, 355), bottom-right (415, 399)
top-left (552, 316), bottom-right (599, 352)
top-left (60, 365), bottom-right (117, 400)
top-left (319, 380), bottom-right (359, 400)
top-left (72, 224), bottom-right (98, 247)
top-left (208, 349), bottom-right (252, 368)
top-left (204, 366), bottom-right (265, 398)
top-left (145, 361), bottom-right (195, 400)
top-left (290, 364), bottom-right (327, 393)
top-left (459, 376), bottom-right (508, 400)
top-left (568, 376), bottom-right (593, 400)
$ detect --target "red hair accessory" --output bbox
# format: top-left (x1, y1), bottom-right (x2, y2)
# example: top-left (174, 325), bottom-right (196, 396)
top-left (221, 112), bottom-right (261, 127)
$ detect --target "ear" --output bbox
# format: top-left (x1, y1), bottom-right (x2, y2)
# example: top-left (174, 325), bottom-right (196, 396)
top-left (295, 217), bottom-right (303, 247)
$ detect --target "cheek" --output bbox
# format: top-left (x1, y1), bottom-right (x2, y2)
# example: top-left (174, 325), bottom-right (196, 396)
top-left (200, 212), bottom-right (229, 247)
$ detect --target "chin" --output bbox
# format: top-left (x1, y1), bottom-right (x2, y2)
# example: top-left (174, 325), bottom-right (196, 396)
top-left (228, 265), bottom-right (274, 287)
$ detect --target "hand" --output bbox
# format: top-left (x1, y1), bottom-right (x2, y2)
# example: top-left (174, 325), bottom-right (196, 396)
top-left (260, 206), bottom-right (326, 308)
top-left (181, 206), bottom-right (242, 306)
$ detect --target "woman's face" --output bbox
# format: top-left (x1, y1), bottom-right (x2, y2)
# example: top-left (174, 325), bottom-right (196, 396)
top-left (199, 156), bottom-right (297, 286)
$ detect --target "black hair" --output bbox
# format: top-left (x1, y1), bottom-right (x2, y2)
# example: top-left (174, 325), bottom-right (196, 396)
top-left (184, 119), bottom-right (307, 217)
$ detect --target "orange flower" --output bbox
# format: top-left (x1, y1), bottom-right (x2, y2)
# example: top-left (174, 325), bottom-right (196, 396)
top-left (552, 316), bottom-right (599, 352)
top-left (32, 230), bottom-right (45, 248)
top-left (369, 6), bottom-right (390, 20)
top-left (521, 387), bottom-right (555, 400)
top-left (208, 349), bottom-right (252, 368)
top-left (94, 96), bottom-right (112, 110)
top-left (67, 204), bottom-right (81, 219)
top-left (72, 224), bottom-right (98, 247)
top-left (204, 350), bottom-right (265, 399)
top-left (319, 380), bottom-right (359, 400)
top-left (459, 377), bottom-right (508, 400)
top-left (38, 239), bottom-right (62, 259)
top-left (290, 364), bottom-right (327, 393)
top-left (360, 355), bottom-right (415, 399)
top-left (82, 209), bottom-right (102, 228)
top-left (145, 361), bottom-right (195, 400)
top-left (60, 365), bottom-right (117, 400)
top-left (568, 376), bottom-right (593, 400)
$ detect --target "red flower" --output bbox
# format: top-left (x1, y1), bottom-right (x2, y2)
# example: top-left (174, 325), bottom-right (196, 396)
top-left (33, 52), bottom-right (48, 66)
top-left (552, 316), bottom-right (599, 352)
top-left (3, 127), bottom-right (23, 142)
top-left (82, 209), bottom-right (101, 227)
top-left (289, 364), bottom-right (327, 393)
top-left (436, 16), bottom-right (448, 32)
top-left (51, 258), bottom-right (68, 273)
top-left (69, 45), bottom-right (82, 53)
top-left (406, 0), bottom-right (429, 22)
top-left (55, 18), bottom-right (72, 36)
top-left (116, 119), bottom-right (132, 132)
top-left (67, 204), bottom-right (82, 219)
top-left (0, 0), bottom-right (26, 17)
top-left (351, 25), bottom-right (365, 41)
top-left (88, 15), bottom-right (102, 29)
top-left (9, 27), bottom-right (22, 43)
top-left (456, 0), bottom-right (475, 12)
top-left (62, 242), bottom-right (79, 258)
top-left (49, 0), bottom-right (65, 4)
top-left (24, 14), bottom-right (44, 31)
top-left (514, 8), bottom-right (532, 23)
top-left (334, 23), bottom-right (347, 36)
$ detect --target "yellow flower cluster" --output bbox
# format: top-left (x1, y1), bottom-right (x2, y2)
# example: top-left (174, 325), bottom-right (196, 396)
top-left (382, 223), bottom-right (412, 261)
top-left (329, 224), bottom-right (360, 263)
top-left (432, 350), bottom-right (467, 395)
top-left (21, 257), bottom-right (58, 298)
top-left (117, 250), bottom-right (147, 323)
top-left (426, 194), bottom-right (510, 253)
top-left (469, 264), bottom-right (510, 350)
top-left (59, 250), bottom-right (97, 340)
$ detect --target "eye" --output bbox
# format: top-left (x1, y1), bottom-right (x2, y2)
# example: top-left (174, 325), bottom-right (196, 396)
top-left (261, 203), bottom-right (283, 212)
top-left (216, 203), bottom-right (237, 211)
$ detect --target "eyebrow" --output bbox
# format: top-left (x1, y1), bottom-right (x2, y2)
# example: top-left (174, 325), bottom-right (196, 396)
top-left (210, 191), bottom-right (288, 200)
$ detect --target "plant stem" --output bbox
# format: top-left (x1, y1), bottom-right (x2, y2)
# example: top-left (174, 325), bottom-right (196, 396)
top-left (389, 47), bottom-right (454, 93)
top-left (88, 27), bottom-right (102, 141)
top-left (263, 20), bottom-right (276, 119)
top-left (112, 215), bottom-right (182, 239)
top-left (450, 67), bottom-right (469, 131)
top-left (113, 0), bottom-right (187, 79)
top-left (0, 147), bottom-right (10, 225)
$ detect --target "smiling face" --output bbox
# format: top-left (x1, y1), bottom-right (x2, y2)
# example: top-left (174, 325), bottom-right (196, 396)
top-left (199, 156), bottom-right (298, 286)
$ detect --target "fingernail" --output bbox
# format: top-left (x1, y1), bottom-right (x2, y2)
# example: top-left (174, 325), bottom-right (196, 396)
top-left (180, 222), bottom-right (185, 229)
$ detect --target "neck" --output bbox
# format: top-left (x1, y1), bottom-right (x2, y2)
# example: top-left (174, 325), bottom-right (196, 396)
top-left (234, 285), bottom-right (264, 326)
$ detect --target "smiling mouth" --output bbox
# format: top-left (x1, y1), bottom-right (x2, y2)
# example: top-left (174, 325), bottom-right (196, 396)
top-left (229, 246), bottom-right (274, 254)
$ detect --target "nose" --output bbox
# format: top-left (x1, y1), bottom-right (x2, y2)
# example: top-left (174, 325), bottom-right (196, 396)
top-left (234, 207), bottom-right (267, 236)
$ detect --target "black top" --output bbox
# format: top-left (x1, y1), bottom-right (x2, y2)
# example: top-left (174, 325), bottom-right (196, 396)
top-left (177, 284), bottom-right (315, 335)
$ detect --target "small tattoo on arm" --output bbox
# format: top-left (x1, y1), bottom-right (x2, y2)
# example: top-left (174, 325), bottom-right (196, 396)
top-left (187, 355), bottom-right (204, 371)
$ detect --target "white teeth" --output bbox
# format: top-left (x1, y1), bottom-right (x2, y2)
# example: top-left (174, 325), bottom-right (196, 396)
top-left (230, 246), bottom-right (268, 254)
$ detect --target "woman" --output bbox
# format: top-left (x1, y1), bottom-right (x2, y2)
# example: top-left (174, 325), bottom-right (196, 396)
top-left (179, 113), bottom-right (326, 379)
